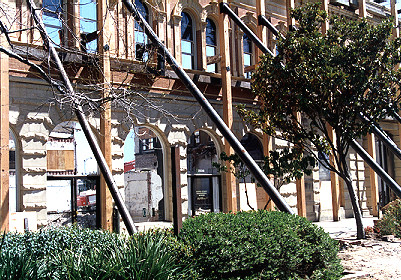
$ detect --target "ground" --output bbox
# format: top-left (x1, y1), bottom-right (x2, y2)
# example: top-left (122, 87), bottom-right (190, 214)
top-left (338, 237), bottom-right (401, 279)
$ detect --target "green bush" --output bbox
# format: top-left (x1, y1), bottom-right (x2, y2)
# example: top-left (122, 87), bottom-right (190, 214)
top-left (375, 199), bottom-right (401, 238)
top-left (0, 227), bottom-right (190, 280)
top-left (179, 210), bottom-right (343, 280)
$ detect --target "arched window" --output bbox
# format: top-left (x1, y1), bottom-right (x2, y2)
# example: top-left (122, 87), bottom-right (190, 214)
top-left (9, 130), bottom-right (17, 212)
top-left (243, 33), bottom-right (253, 78)
top-left (43, 0), bottom-right (63, 46)
top-left (135, 0), bottom-right (149, 61)
top-left (206, 18), bottom-right (217, 73)
top-left (80, 0), bottom-right (97, 53)
top-left (181, 12), bottom-right (195, 69)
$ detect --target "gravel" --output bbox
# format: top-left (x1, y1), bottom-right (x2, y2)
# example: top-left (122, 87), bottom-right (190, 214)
top-left (338, 238), bottom-right (401, 280)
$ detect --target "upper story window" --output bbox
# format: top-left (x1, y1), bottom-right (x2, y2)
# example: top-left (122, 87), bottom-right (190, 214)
top-left (43, 0), bottom-right (63, 46)
top-left (139, 137), bottom-right (159, 154)
top-left (135, 0), bottom-right (149, 61)
top-left (243, 33), bottom-right (253, 79)
top-left (80, 0), bottom-right (97, 53)
top-left (181, 12), bottom-right (195, 69)
top-left (206, 18), bottom-right (217, 73)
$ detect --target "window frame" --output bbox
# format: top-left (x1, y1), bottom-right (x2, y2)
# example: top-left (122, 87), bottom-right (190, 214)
top-left (42, 0), bottom-right (64, 46)
top-left (205, 18), bottom-right (218, 73)
top-left (181, 11), bottom-right (196, 70)
top-left (79, 0), bottom-right (98, 53)
top-left (134, 0), bottom-right (149, 61)
top-left (243, 32), bottom-right (253, 79)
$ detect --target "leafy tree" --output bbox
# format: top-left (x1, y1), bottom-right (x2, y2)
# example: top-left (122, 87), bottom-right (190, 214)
top-left (239, 3), bottom-right (401, 239)
top-left (214, 148), bottom-right (315, 210)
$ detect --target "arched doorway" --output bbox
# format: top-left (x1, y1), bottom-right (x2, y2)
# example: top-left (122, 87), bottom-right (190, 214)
top-left (9, 129), bottom-right (18, 212)
top-left (239, 133), bottom-right (265, 210)
top-left (123, 126), bottom-right (165, 222)
top-left (46, 121), bottom-right (99, 228)
top-left (187, 130), bottom-right (221, 215)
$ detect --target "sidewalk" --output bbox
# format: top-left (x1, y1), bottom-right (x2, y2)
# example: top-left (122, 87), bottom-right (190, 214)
top-left (133, 217), bottom-right (376, 238)
top-left (314, 217), bottom-right (375, 239)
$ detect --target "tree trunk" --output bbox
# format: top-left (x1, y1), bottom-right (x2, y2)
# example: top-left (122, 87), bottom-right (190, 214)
top-left (243, 181), bottom-right (255, 210)
top-left (343, 175), bottom-right (366, 239)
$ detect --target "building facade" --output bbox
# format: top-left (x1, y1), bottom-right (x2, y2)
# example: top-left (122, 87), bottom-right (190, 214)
top-left (0, 0), bottom-right (399, 231)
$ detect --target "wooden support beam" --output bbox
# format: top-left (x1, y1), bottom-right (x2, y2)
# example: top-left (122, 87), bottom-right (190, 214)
top-left (359, 0), bottom-right (367, 18)
top-left (256, 0), bottom-right (273, 210)
top-left (321, 1), bottom-right (341, 221)
top-left (286, 0), bottom-right (295, 28)
top-left (171, 147), bottom-right (182, 235)
top-left (0, 31), bottom-right (10, 232)
top-left (391, 0), bottom-right (399, 63)
top-left (219, 0), bottom-right (236, 212)
top-left (286, 2), bottom-right (306, 216)
top-left (66, 0), bottom-right (80, 49)
top-left (321, 0), bottom-right (329, 35)
top-left (367, 133), bottom-right (379, 216)
top-left (98, 0), bottom-right (113, 231)
top-left (295, 115), bottom-right (306, 217)
top-left (327, 125), bottom-right (340, 221)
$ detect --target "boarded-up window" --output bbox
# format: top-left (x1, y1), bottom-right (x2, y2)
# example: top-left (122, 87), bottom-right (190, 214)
top-left (47, 150), bottom-right (75, 171)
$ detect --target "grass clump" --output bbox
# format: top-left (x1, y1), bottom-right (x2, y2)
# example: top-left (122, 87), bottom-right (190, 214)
top-left (179, 210), bottom-right (343, 280)
top-left (0, 227), bottom-right (190, 280)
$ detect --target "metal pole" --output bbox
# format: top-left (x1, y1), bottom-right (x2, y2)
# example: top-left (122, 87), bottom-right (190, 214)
top-left (27, 0), bottom-right (137, 234)
top-left (359, 113), bottom-right (401, 161)
top-left (258, 15), bottom-right (285, 40)
top-left (122, 0), bottom-right (294, 214)
top-left (351, 140), bottom-right (401, 198)
top-left (219, 3), bottom-right (274, 57)
top-left (391, 110), bottom-right (401, 124)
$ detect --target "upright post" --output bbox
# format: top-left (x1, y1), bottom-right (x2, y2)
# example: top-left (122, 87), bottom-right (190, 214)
top-left (0, 22), bottom-right (9, 232)
top-left (171, 147), bottom-right (182, 235)
top-left (219, 0), bottom-right (237, 212)
top-left (327, 125), bottom-right (340, 221)
top-left (98, 0), bottom-right (113, 231)
top-left (321, 0), bottom-right (340, 221)
top-left (360, 0), bottom-right (378, 217)
top-left (359, 0), bottom-right (367, 18)
top-left (256, 0), bottom-right (273, 210)
top-left (286, 0), bottom-right (295, 28)
top-left (286, 0), bottom-right (306, 217)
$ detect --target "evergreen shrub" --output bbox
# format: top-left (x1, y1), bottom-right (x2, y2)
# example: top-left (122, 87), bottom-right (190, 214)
top-left (375, 199), bottom-right (401, 238)
top-left (179, 210), bottom-right (343, 280)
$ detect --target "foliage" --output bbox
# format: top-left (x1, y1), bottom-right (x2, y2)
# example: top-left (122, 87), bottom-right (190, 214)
top-left (0, 226), bottom-right (191, 280)
top-left (239, 2), bottom-right (401, 176)
top-left (213, 152), bottom-right (251, 183)
top-left (261, 147), bottom-right (315, 186)
top-left (238, 2), bottom-right (401, 239)
top-left (214, 148), bottom-right (315, 188)
top-left (374, 199), bottom-right (401, 238)
top-left (213, 148), bottom-right (316, 209)
top-left (179, 210), bottom-right (343, 280)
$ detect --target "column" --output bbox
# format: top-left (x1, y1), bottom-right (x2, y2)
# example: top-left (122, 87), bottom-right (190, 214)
top-left (97, 0), bottom-right (113, 231)
top-left (256, 0), bottom-right (273, 210)
top-left (0, 28), bottom-right (10, 232)
top-left (286, 0), bottom-right (306, 216)
top-left (219, 0), bottom-right (236, 212)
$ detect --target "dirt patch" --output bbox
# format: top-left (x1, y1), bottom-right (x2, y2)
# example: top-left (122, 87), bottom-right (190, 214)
top-left (338, 238), bottom-right (401, 279)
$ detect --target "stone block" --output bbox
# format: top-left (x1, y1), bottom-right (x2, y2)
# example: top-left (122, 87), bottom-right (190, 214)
top-left (22, 189), bottom-right (47, 204)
